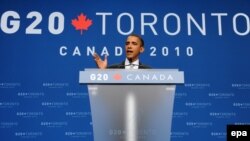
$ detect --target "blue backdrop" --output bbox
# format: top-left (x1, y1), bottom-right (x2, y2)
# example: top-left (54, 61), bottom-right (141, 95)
top-left (1, 0), bottom-right (250, 140)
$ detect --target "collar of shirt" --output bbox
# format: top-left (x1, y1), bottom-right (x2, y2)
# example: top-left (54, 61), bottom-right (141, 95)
top-left (125, 58), bottom-right (139, 69)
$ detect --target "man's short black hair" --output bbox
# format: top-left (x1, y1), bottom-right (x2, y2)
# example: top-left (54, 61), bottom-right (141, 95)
top-left (128, 34), bottom-right (144, 47)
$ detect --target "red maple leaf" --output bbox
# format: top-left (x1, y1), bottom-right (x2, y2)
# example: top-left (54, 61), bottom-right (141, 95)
top-left (113, 73), bottom-right (122, 80)
top-left (72, 13), bottom-right (93, 35)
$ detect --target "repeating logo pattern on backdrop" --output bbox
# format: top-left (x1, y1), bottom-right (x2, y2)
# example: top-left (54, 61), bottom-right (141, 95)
top-left (1, 1), bottom-right (250, 141)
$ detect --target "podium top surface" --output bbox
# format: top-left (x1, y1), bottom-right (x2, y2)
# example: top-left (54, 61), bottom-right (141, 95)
top-left (79, 69), bottom-right (184, 84)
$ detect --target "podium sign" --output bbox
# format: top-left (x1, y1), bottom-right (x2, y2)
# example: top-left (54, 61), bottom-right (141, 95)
top-left (80, 69), bottom-right (184, 84)
top-left (79, 69), bottom-right (184, 141)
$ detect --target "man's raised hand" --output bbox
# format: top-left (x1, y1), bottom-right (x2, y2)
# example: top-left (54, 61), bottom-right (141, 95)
top-left (93, 53), bottom-right (108, 69)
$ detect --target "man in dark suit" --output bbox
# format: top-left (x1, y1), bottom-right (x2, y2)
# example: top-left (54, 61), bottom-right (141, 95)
top-left (93, 34), bottom-right (150, 69)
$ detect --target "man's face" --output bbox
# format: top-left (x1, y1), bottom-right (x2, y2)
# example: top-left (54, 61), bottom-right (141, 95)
top-left (125, 36), bottom-right (144, 62)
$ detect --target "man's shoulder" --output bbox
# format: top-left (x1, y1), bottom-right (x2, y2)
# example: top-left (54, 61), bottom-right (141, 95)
top-left (139, 62), bottom-right (151, 69)
top-left (139, 65), bottom-right (151, 69)
top-left (107, 62), bottom-right (125, 69)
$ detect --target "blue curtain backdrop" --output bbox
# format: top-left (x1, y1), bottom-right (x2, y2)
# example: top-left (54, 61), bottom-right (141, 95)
top-left (1, 0), bottom-right (250, 140)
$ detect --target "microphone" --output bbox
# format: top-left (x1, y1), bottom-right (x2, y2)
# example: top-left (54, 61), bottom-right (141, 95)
top-left (107, 60), bottom-right (151, 69)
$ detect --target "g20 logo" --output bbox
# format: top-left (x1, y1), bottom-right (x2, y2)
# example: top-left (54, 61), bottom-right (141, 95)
top-left (90, 74), bottom-right (109, 81)
top-left (0, 11), bottom-right (92, 35)
top-left (0, 11), bottom-right (65, 34)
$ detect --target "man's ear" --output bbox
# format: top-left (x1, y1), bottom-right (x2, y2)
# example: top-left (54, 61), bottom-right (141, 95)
top-left (140, 46), bottom-right (144, 53)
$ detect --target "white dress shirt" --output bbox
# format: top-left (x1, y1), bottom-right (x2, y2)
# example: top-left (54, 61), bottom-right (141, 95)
top-left (125, 58), bottom-right (139, 69)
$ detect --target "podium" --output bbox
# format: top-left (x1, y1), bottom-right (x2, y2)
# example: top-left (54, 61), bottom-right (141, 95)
top-left (79, 69), bottom-right (184, 141)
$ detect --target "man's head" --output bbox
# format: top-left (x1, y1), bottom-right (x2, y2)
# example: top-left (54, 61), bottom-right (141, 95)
top-left (125, 34), bottom-right (144, 63)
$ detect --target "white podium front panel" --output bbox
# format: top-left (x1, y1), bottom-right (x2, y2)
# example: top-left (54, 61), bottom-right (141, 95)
top-left (88, 85), bottom-right (176, 141)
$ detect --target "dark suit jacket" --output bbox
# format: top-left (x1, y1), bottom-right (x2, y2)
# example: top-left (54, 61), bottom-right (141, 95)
top-left (107, 61), bottom-right (151, 69)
